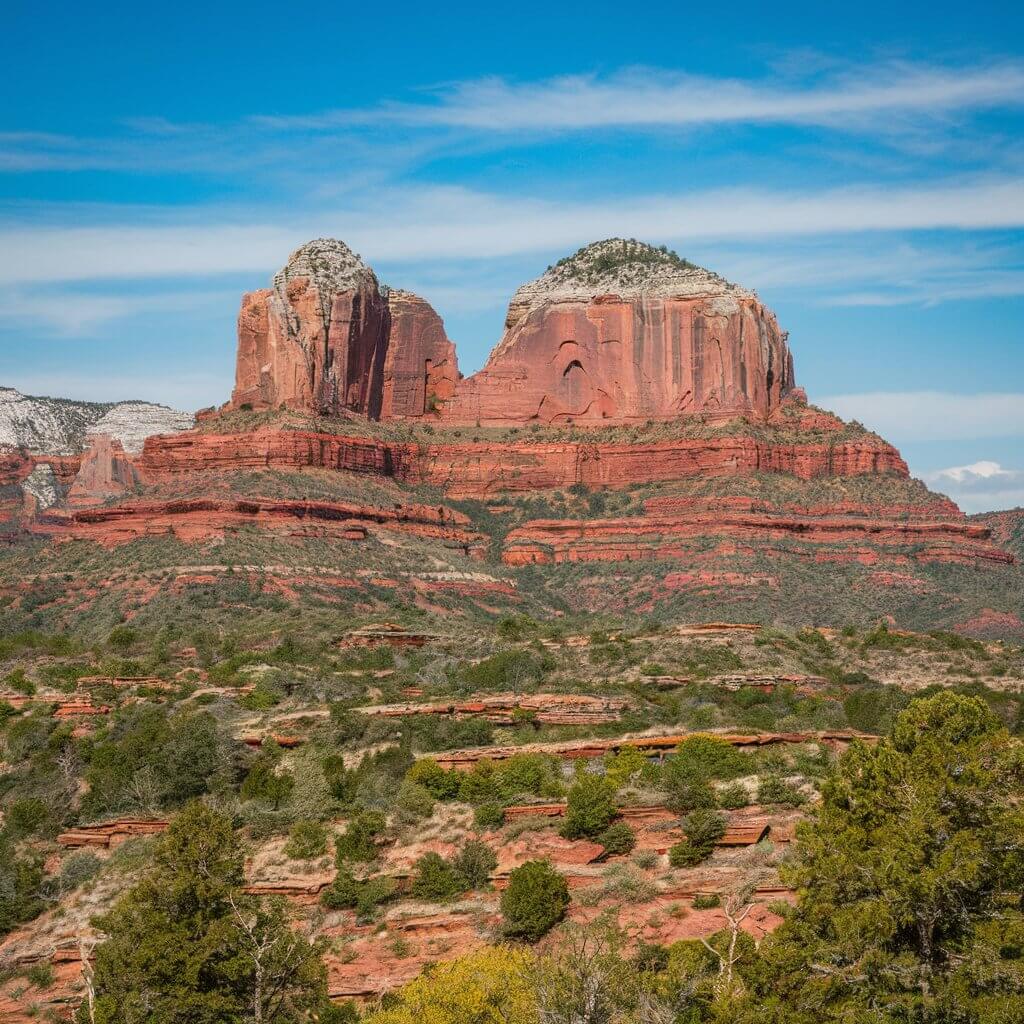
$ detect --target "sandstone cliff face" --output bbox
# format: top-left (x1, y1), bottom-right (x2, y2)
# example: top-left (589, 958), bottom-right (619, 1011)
top-left (444, 241), bottom-right (793, 425)
top-left (381, 290), bottom-right (460, 418)
top-left (230, 239), bottom-right (392, 417)
top-left (227, 238), bottom-right (794, 426)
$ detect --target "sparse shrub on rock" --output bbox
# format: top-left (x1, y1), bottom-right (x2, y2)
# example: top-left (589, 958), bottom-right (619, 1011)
top-left (669, 809), bottom-right (726, 867)
top-left (560, 774), bottom-right (616, 840)
top-left (501, 859), bottom-right (569, 941)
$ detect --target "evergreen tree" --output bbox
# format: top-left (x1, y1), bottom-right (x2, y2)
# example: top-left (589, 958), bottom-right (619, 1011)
top-left (80, 802), bottom-right (328, 1024)
top-left (743, 692), bottom-right (1024, 1023)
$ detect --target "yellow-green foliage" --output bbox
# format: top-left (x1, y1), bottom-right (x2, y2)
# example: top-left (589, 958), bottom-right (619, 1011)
top-left (361, 946), bottom-right (536, 1024)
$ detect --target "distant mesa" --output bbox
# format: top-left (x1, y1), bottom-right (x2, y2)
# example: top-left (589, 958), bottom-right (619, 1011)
top-left (227, 237), bottom-right (795, 425)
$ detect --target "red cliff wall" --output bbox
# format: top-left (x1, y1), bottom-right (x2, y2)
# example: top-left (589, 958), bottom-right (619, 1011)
top-left (442, 294), bottom-right (792, 425)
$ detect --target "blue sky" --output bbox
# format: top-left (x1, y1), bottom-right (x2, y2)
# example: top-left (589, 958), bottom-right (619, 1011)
top-left (2, 0), bottom-right (1023, 511)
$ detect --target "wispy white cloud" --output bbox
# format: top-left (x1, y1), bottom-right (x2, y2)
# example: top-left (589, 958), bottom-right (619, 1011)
top-left (819, 391), bottom-right (1024, 442)
top-left (265, 61), bottom-right (1024, 133)
top-left (0, 287), bottom-right (238, 335)
top-left (4, 176), bottom-right (1024, 284)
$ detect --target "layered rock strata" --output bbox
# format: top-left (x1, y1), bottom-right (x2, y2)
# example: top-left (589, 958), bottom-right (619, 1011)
top-left (33, 497), bottom-right (485, 555)
top-left (138, 427), bottom-right (909, 498)
top-left (502, 499), bottom-right (1012, 568)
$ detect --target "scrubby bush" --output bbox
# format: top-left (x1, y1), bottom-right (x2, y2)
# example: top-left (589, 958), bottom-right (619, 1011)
top-left (411, 851), bottom-right (467, 900)
top-left (560, 774), bottom-right (616, 840)
top-left (58, 851), bottom-right (102, 894)
top-left (603, 745), bottom-right (656, 790)
top-left (670, 735), bottom-right (751, 780)
top-left (843, 685), bottom-right (910, 734)
top-left (452, 840), bottom-right (497, 889)
top-left (716, 782), bottom-right (750, 809)
top-left (335, 811), bottom-right (386, 864)
top-left (462, 649), bottom-right (551, 690)
top-left (458, 760), bottom-right (501, 804)
top-left (322, 754), bottom-right (361, 805)
top-left (240, 755), bottom-right (294, 810)
top-left (757, 775), bottom-right (807, 807)
top-left (284, 820), bottom-right (328, 860)
top-left (474, 802), bottom-right (505, 830)
top-left (405, 758), bottom-right (461, 800)
top-left (692, 893), bottom-right (721, 910)
top-left (597, 821), bottom-right (636, 856)
top-left (500, 859), bottom-right (569, 941)
top-left (668, 809), bottom-right (726, 867)
top-left (394, 779), bottom-right (435, 823)
top-left (662, 759), bottom-right (717, 815)
top-left (321, 868), bottom-right (396, 920)
top-left (83, 706), bottom-right (224, 816)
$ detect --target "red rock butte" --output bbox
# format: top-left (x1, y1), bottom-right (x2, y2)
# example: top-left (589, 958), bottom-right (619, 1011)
top-left (229, 237), bottom-right (795, 425)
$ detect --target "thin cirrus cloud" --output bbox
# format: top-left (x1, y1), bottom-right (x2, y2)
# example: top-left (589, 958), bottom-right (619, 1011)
top-left (261, 61), bottom-right (1024, 133)
top-left (3, 176), bottom-right (1024, 284)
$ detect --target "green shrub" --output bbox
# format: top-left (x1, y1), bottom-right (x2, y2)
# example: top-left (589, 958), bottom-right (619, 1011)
top-left (240, 756), bottom-right (294, 810)
top-left (394, 780), bottom-right (435, 823)
top-left (603, 746), bottom-right (656, 790)
top-left (4, 669), bottom-right (35, 696)
top-left (25, 962), bottom-right (54, 988)
top-left (500, 859), bottom-right (569, 941)
top-left (322, 754), bottom-right (360, 805)
top-left (843, 686), bottom-right (910, 734)
top-left (716, 782), bottom-right (750, 809)
top-left (321, 868), bottom-right (396, 920)
top-left (560, 775), bottom-right (616, 840)
top-left (458, 760), bottom-right (501, 805)
top-left (284, 820), bottom-right (328, 860)
top-left (405, 759), bottom-right (461, 800)
top-left (462, 650), bottom-right (550, 690)
top-left (5, 796), bottom-right (50, 838)
top-left (670, 735), bottom-right (751, 780)
top-left (107, 626), bottom-right (137, 651)
top-left (597, 821), bottom-right (636, 856)
top-left (335, 811), bottom-right (386, 864)
top-left (692, 893), bottom-right (720, 910)
top-left (239, 680), bottom-right (283, 711)
top-left (757, 775), bottom-right (806, 807)
top-left (668, 810), bottom-right (726, 867)
top-left (474, 802), bottom-right (505, 830)
top-left (452, 840), bottom-right (497, 889)
top-left (411, 852), bottom-right (467, 901)
top-left (495, 753), bottom-right (561, 801)
top-left (58, 850), bottom-right (102, 894)
top-left (662, 759), bottom-right (717, 815)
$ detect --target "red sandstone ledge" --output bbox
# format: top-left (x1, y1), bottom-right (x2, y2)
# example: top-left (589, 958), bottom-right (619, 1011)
top-left (430, 729), bottom-right (876, 769)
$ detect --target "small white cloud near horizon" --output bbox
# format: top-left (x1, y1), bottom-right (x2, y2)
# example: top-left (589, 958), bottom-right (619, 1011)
top-left (920, 460), bottom-right (1024, 513)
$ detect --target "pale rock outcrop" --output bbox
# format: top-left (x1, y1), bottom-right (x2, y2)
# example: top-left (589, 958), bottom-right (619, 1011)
top-left (0, 386), bottom-right (191, 455)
